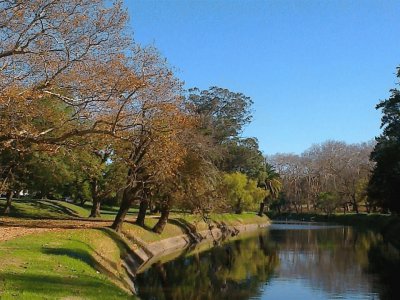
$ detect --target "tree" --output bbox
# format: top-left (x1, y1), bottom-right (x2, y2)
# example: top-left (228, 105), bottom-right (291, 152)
top-left (186, 87), bottom-right (253, 144)
top-left (0, 148), bottom-right (31, 214)
top-left (368, 66), bottom-right (400, 214)
top-left (257, 164), bottom-right (282, 216)
top-left (26, 149), bottom-right (75, 200)
top-left (111, 86), bottom-right (192, 232)
top-left (222, 172), bottom-right (266, 214)
top-left (0, 0), bottom-right (132, 214)
top-left (220, 137), bottom-right (265, 179)
top-left (268, 140), bottom-right (373, 214)
top-left (317, 192), bottom-right (339, 216)
top-left (0, 0), bottom-right (130, 150)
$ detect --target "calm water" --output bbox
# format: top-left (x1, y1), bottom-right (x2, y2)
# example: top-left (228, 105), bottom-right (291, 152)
top-left (135, 223), bottom-right (399, 300)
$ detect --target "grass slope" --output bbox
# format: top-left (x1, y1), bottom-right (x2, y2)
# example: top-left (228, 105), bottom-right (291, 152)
top-left (0, 229), bottom-right (135, 299)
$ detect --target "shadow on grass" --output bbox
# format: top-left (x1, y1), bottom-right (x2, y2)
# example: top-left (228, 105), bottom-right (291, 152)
top-left (42, 247), bottom-right (95, 265)
top-left (0, 199), bottom-right (82, 219)
top-left (167, 218), bottom-right (203, 243)
top-left (41, 229), bottom-right (139, 293)
top-left (100, 210), bottom-right (136, 217)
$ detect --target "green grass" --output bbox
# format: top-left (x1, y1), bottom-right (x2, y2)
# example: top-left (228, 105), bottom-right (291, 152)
top-left (0, 229), bottom-right (135, 299)
top-left (122, 212), bottom-right (269, 244)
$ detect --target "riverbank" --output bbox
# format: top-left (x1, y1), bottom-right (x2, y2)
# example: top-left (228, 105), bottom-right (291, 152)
top-left (0, 200), bottom-right (269, 299)
top-left (267, 211), bottom-right (400, 248)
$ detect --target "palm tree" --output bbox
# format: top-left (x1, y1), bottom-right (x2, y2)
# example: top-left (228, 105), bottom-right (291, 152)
top-left (258, 163), bottom-right (282, 216)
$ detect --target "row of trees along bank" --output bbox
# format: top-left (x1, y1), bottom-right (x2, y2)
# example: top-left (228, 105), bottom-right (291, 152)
top-left (266, 67), bottom-right (400, 216)
top-left (0, 0), bottom-right (276, 233)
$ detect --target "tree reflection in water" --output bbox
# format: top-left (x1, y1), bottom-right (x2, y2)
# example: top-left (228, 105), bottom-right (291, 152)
top-left (135, 232), bottom-right (278, 300)
top-left (135, 225), bottom-right (398, 300)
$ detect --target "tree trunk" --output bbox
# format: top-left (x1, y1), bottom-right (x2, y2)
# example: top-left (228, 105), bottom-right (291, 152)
top-left (3, 190), bottom-right (13, 214)
top-left (153, 201), bottom-right (170, 234)
top-left (352, 194), bottom-right (359, 214)
top-left (135, 199), bottom-right (148, 227)
top-left (111, 186), bottom-right (136, 232)
top-left (235, 198), bottom-right (242, 214)
top-left (89, 198), bottom-right (101, 218)
top-left (258, 202), bottom-right (265, 216)
top-left (89, 180), bottom-right (101, 218)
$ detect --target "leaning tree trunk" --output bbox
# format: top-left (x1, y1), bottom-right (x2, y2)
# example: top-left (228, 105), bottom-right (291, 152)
top-left (135, 198), bottom-right (149, 227)
top-left (111, 186), bottom-right (137, 232)
top-left (153, 201), bottom-right (170, 234)
top-left (89, 180), bottom-right (101, 218)
top-left (258, 201), bottom-right (265, 216)
top-left (3, 190), bottom-right (14, 215)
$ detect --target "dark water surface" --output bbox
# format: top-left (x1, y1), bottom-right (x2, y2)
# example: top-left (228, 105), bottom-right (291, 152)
top-left (135, 223), bottom-right (399, 300)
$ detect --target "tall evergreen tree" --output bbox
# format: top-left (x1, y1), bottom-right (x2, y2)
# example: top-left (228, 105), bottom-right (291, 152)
top-left (368, 66), bottom-right (400, 213)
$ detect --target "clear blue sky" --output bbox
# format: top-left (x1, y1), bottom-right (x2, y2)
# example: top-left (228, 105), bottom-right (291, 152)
top-left (125, 0), bottom-right (400, 155)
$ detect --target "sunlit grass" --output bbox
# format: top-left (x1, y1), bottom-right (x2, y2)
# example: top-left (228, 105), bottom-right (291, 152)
top-left (0, 229), bottom-right (135, 299)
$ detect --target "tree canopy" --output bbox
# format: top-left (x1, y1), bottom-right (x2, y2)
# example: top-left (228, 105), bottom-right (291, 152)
top-left (368, 66), bottom-right (400, 213)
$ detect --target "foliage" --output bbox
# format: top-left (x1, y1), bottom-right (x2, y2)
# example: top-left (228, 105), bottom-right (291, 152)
top-left (0, 0), bottom-right (267, 230)
top-left (368, 66), bottom-right (400, 213)
top-left (268, 140), bottom-right (374, 214)
top-left (222, 172), bottom-right (267, 213)
top-left (220, 137), bottom-right (265, 179)
top-left (316, 192), bottom-right (340, 215)
top-left (187, 86), bottom-right (253, 143)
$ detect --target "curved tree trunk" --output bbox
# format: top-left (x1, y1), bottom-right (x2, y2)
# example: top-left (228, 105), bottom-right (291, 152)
top-left (3, 190), bottom-right (13, 214)
top-left (135, 198), bottom-right (148, 227)
top-left (153, 201), bottom-right (170, 234)
top-left (111, 186), bottom-right (137, 232)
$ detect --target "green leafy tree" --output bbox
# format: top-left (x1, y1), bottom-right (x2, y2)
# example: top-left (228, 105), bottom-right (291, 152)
top-left (317, 192), bottom-right (340, 215)
top-left (221, 137), bottom-right (265, 179)
top-left (258, 164), bottom-right (282, 216)
top-left (187, 86), bottom-right (253, 144)
top-left (368, 66), bottom-right (400, 214)
top-left (222, 172), bottom-right (266, 214)
top-left (26, 150), bottom-right (75, 200)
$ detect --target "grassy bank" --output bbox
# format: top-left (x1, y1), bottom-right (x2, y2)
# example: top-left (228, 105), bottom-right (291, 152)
top-left (0, 199), bottom-right (268, 299)
top-left (0, 229), bottom-right (135, 299)
top-left (267, 211), bottom-right (400, 248)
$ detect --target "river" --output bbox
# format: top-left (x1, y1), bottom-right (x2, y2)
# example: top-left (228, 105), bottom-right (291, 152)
top-left (134, 223), bottom-right (399, 299)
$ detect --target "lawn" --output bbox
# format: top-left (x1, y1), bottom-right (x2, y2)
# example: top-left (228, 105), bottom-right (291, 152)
top-left (0, 229), bottom-right (136, 299)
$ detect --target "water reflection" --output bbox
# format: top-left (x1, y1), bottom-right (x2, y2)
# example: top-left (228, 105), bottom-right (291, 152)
top-left (135, 224), bottom-right (399, 300)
